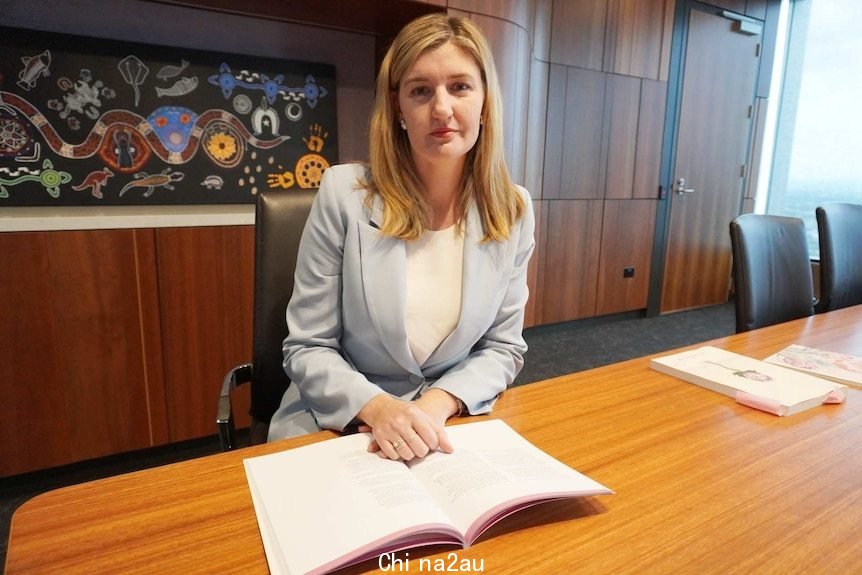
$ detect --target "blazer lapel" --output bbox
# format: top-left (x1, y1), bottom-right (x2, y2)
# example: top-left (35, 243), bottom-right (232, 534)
top-left (358, 197), bottom-right (422, 375)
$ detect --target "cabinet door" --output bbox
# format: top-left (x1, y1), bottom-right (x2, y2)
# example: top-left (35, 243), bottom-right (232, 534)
top-left (0, 229), bottom-right (167, 476)
top-left (155, 226), bottom-right (254, 442)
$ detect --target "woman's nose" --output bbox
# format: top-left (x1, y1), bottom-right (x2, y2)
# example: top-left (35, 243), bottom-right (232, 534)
top-left (431, 88), bottom-right (453, 118)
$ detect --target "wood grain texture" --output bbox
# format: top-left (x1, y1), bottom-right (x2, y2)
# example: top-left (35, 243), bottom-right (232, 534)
top-left (596, 199), bottom-right (656, 315)
top-left (447, 0), bottom-right (534, 31)
top-left (540, 200), bottom-right (603, 322)
top-left (468, 13), bottom-right (531, 185)
top-left (603, 73), bottom-right (641, 200)
top-left (604, 0), bottom-right (675, 80)
top-left (8, 306), bottom-right (862, 574)
top-left (155, 226), bottom-right (254, 442)
top-left (661, 8), bottom-right (760, 312)
top-left (561, 67), bottom-right (607, 200)
top-left (524, 200), bottom-right (546, 328)
top-left (0, 230), bottom-right (165, 476)
top-left (549, 0), bottom-right (607, 70)
top-left (541, 63), bottom-right (567, 199)
top-left (524, 58), bottom-right (549, 197)
top-left (633, 78), bottom-right (667, 199)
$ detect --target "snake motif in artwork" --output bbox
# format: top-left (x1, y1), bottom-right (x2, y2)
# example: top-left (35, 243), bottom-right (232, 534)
top-left (0, 91), bottom-right (290, 172)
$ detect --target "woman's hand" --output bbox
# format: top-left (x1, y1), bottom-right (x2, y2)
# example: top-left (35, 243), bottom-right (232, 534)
top-left (357, 393), bottom-right (454, 461)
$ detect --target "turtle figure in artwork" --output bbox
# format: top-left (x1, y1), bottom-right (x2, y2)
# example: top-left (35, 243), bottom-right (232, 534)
top-left (119, 168), bottom-right (184, 198)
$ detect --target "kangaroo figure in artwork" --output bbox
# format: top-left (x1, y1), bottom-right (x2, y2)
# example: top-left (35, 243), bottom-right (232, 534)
top-left (119, 168), bottom-right (184, 198)
top-left (72, 167), bottom-right (114, 199)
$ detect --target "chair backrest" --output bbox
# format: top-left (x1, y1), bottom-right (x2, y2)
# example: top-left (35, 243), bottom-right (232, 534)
top-left (815, 202), bottom-right (862, 313)
top-left (250, 188), bottom-right (316, 424)
top-left (729, 214), bottom-right (815, 333)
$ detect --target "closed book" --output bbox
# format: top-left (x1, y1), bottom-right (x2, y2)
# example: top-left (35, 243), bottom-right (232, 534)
top-left (650, 346), bottom-right (847, 416)
top-left (764, 344), bottom-right (862, 388)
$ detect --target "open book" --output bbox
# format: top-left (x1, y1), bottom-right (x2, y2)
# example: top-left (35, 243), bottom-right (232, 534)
top-left (650, 346), bottom-right (847, 416)
top-left (764, 344), bottom-right (862, 388)
top-left (244, 419), bottom-right (612, 575)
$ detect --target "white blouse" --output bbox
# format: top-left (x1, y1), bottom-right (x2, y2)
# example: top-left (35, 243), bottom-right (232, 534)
top-left (405, 225), bottom-right (465, 365)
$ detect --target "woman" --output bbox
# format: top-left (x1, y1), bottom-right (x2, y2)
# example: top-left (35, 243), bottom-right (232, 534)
top-left (268, 13), bottom-right (535, 462)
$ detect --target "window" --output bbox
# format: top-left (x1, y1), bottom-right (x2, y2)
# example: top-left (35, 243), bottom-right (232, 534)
top-left (766, 0), bottom-right (862, 258)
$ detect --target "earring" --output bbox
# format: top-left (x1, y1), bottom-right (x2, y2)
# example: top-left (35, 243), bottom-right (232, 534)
top-left (399, 118), bottom-right (407, 130)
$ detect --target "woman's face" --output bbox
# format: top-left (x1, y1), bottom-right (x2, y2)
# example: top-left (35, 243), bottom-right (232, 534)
top-left (396, 42), bottom-right (485, 170)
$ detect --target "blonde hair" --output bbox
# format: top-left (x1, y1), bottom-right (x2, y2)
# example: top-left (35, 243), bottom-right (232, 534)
top-left (363, 13), bottom-right (525, 241)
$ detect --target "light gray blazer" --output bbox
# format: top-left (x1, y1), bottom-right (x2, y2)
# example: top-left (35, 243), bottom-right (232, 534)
top-left (268, 163), bottom-right (534, 440)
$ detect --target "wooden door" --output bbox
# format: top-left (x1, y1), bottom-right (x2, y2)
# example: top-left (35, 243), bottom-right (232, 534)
top-left (660, 6), bottom-right (761, 312)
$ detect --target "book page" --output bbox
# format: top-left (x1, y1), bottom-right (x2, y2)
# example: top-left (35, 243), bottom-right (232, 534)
top-left (244, 433), bottom-right (460, 575)
top-left (407, 420), bottom-right (612, 544)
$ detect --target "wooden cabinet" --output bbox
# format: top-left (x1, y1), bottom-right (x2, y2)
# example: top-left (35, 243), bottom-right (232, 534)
top-left (0, 230), bottom-right (168, 477)
top-left (155, 226), bottom-right (254, 442)
top-left (0, 225), bottom-right (256, 475)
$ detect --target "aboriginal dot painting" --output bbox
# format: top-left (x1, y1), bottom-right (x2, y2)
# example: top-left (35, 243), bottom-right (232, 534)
top-left (0, 26), bottom-right (337, 206)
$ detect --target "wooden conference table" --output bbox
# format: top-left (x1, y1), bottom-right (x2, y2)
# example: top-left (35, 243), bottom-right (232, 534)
top-left (6, 305), bottom-right (862, 574)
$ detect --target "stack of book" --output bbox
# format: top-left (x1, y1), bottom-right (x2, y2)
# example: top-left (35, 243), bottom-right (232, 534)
top-left (650, 344), bottom-right (859, 416)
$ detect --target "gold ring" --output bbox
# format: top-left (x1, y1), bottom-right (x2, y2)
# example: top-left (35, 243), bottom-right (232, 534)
top-left (392, 438), bottom-right (405, 450)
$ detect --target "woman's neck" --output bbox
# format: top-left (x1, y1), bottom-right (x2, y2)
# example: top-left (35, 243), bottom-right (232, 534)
top-left (414, 157), bottom-right (464, 230)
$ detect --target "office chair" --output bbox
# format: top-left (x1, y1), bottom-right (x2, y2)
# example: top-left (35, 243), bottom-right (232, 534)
top-left (729, 214), bottom-right (816, 333)
top-left (217, 188), bottom-right (316, 450)
top-left (815, 202), bottom-right (862, 313)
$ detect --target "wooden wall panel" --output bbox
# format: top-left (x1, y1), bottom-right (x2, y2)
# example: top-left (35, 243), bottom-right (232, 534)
top-left (0, 230), bottom-right (164, 476)
top-left (156, 226), bottom-right (254, 442)
top-left (605, 0), bottom-right (675, 80)
top-left (550, 0), bottom-right (607, 70)
top-left (561, 67), bottom-right (607, 199)
top-left (633, 79), bottom-right (667, 199)
top-left (524, 200), bottom-right (547, 328)
top-left (604, 73), bottom-right (641, 200)
top-left (596, 200), bottom-right (657, 315)
top-left (525, 59), bottom-right (549, 198)
top-left (541, 200), bottom-right (604, 323)
top-left (542, 64), bottom-right (567, 199)
top-left (467, 13), bottom-right (531, 185)
top-left (447, 0), bottom-right (534, 31)
top-left (533, 0), bottom-right (553, 61)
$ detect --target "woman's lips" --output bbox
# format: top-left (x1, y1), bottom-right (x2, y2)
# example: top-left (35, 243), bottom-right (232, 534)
top-left (431, 128), bottom-right (456, 137)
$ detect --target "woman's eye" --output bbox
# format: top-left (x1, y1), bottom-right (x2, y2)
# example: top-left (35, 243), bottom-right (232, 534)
top-left (452, 82), bottom-right (471, 92)
top-left (410, 86), bottom-right (431, 97)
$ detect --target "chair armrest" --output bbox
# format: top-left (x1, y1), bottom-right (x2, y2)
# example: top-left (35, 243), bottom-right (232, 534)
top-left (217, 363), bottom-right (252, 451)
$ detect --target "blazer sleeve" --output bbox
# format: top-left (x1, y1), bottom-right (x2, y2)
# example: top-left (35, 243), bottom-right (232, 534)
top-left (282, 169), bottom-right (384, 431)
top-left (430, 190), bottom-right (535, 414)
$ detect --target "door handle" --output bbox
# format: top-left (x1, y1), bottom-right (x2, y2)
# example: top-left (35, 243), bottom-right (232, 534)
top-left (676, 177), bottom-right (695, 195)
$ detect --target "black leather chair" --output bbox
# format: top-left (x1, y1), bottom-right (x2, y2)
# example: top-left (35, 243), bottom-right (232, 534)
top-left (729, 214), bottom-right (816, 333)
top-left (815, 202), bottom-right (862, 313)
top-left (217, 188), bottom-right (316, 450)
